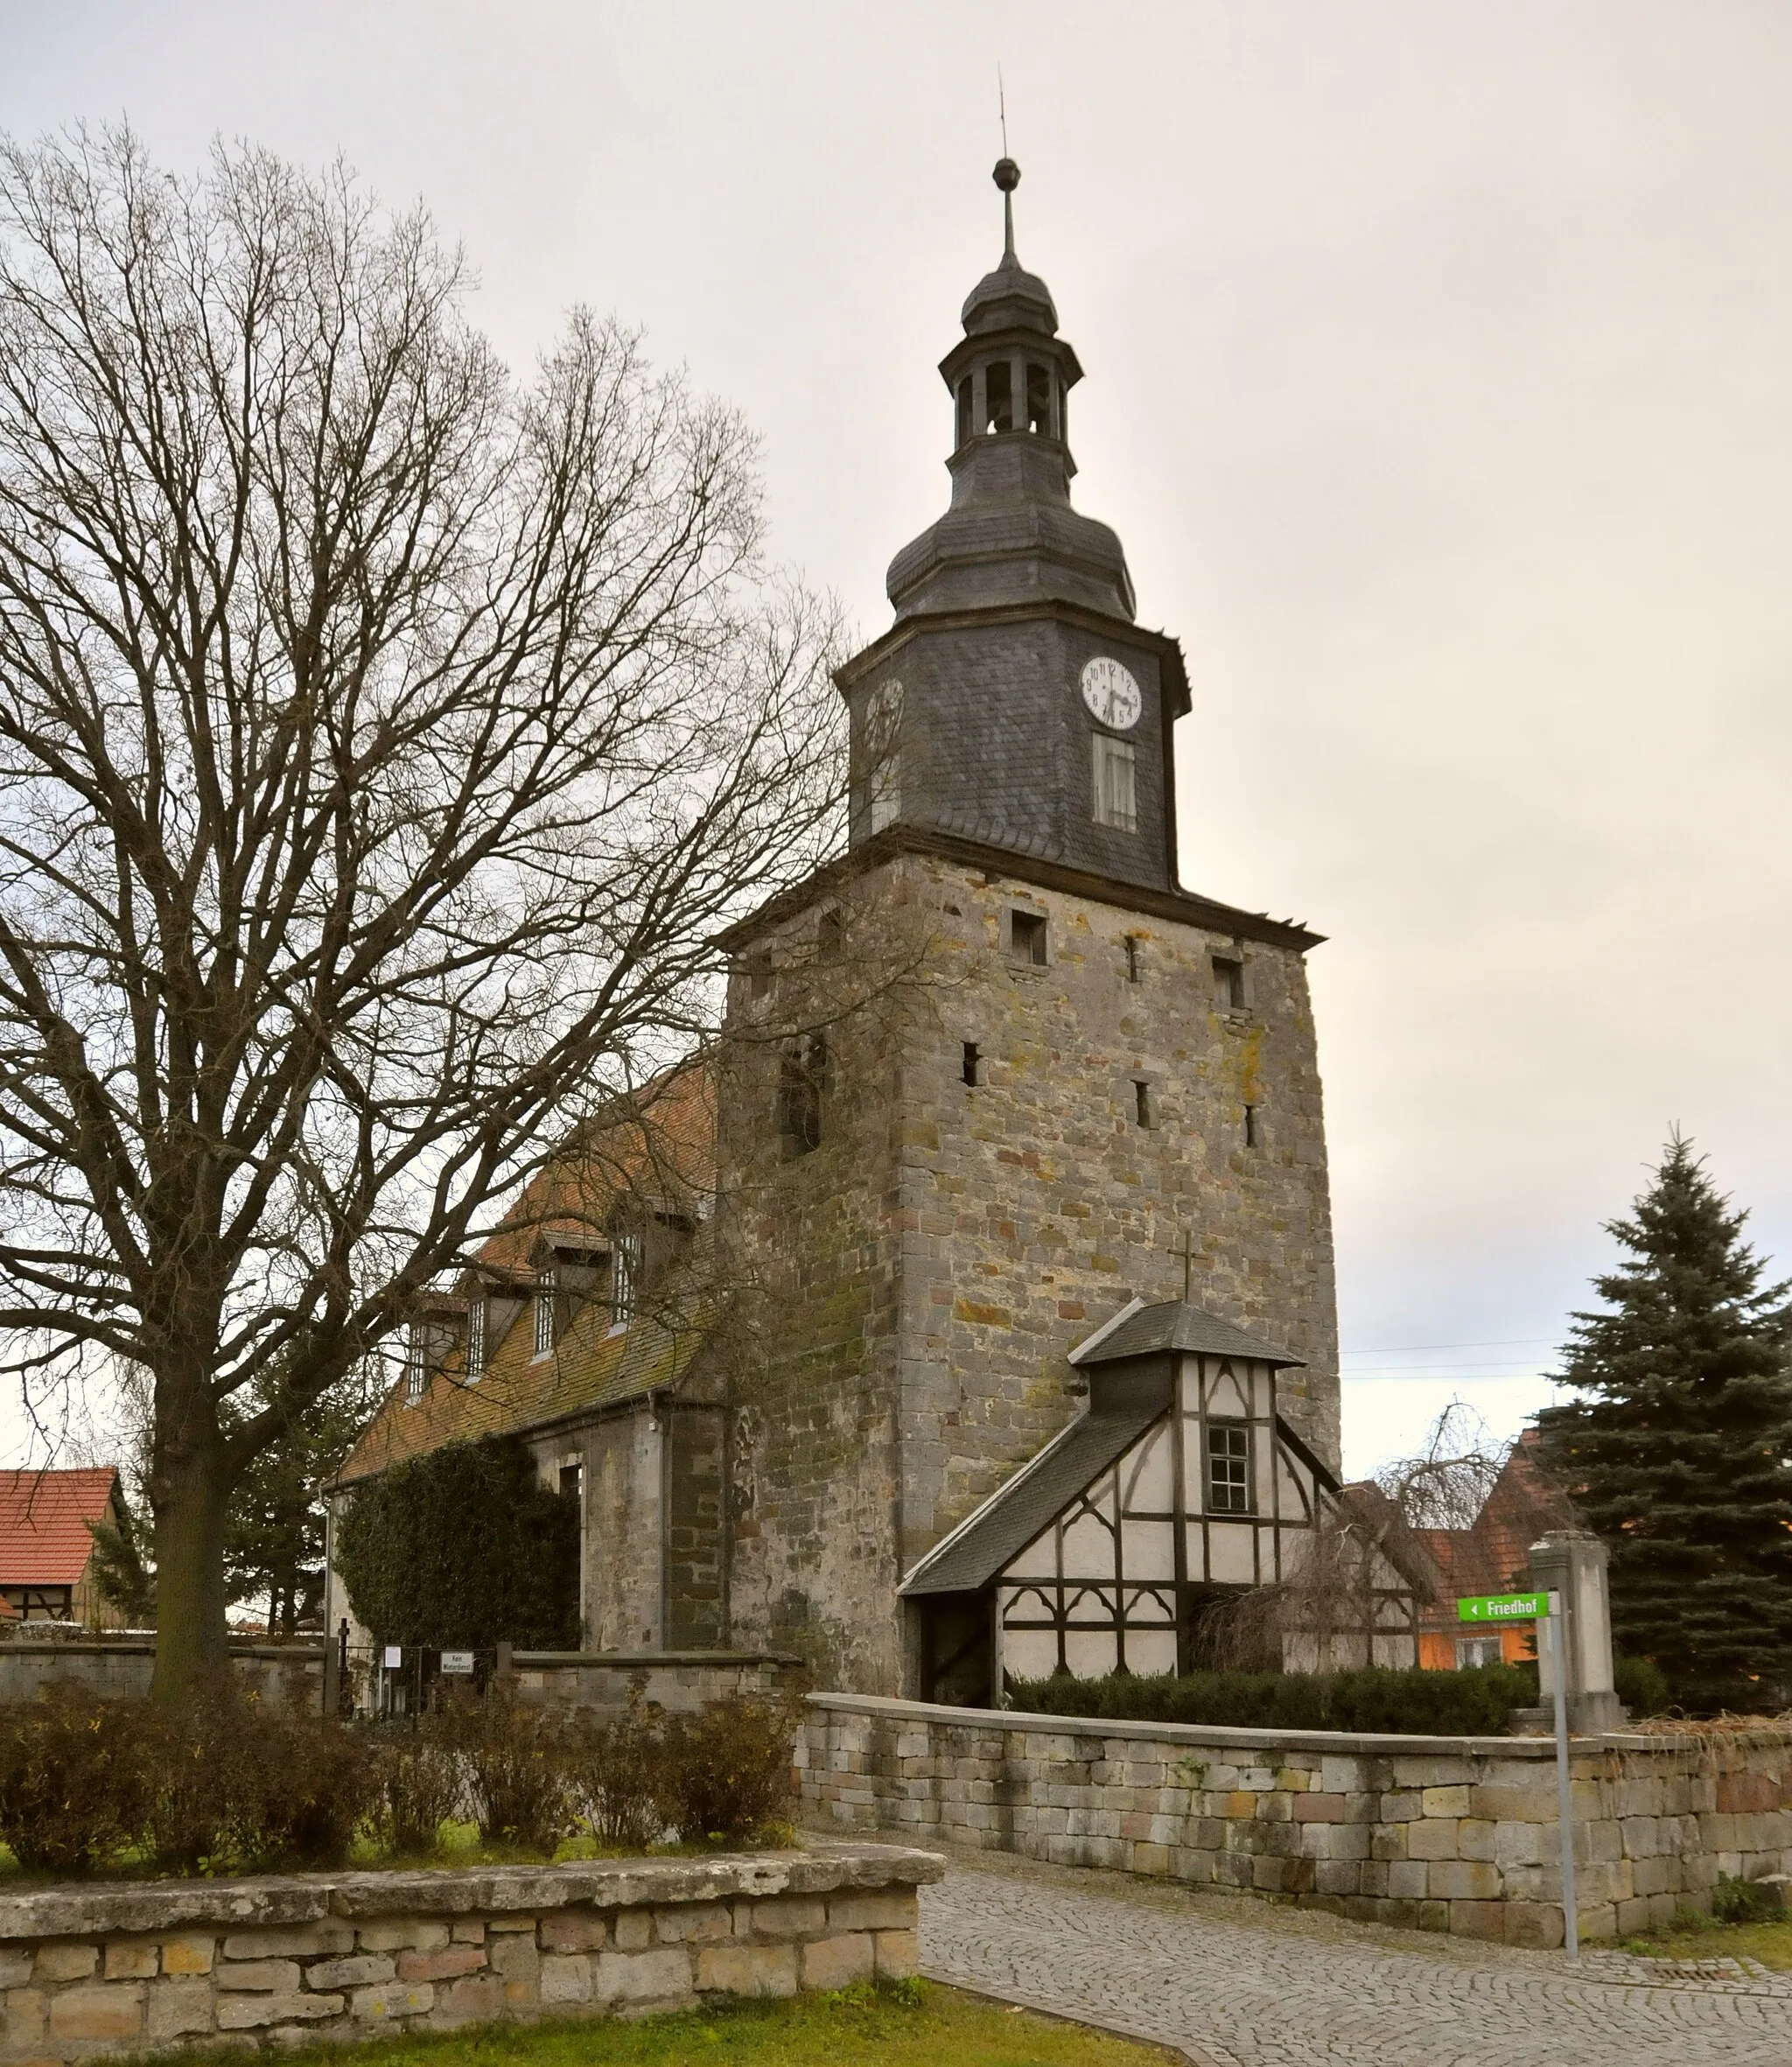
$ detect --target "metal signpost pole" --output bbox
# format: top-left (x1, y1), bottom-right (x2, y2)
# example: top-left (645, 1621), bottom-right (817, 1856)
top-left (1456, 1589), bottom-right (1578, 1965)
top-left (1549, 1589), bottom-right (1578, 1963)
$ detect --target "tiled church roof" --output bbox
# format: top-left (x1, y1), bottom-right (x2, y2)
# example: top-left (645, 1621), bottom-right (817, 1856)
top-left (336, 1059), bottom-right (717, 1487)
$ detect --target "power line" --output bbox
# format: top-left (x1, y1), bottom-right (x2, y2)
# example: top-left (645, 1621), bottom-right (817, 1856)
top-left (1340, 1336), bottom-right (1557, 1356)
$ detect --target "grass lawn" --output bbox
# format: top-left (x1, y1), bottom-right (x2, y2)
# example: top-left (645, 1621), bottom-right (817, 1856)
top-left (264, 1983), bottom-right (1170, 2066)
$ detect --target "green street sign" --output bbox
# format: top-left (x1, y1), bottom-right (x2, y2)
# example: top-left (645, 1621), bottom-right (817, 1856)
top-left (1458, 1590), bottom-right (1549, 1623)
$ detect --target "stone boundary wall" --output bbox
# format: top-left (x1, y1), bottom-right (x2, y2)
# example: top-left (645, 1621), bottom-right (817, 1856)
top-left (0, 1846), bottom-right (940, 2062)
top-left (0, 1644), bottom-right (320, 1710)
top-left (802, 1692), bottom-right (1792, 1948)
top-left (508, 1650), bottom-right (806, 1713)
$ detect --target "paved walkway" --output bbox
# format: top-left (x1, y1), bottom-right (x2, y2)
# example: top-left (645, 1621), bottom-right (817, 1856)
top-left (919, 1853), bottom-right (1792, 2065)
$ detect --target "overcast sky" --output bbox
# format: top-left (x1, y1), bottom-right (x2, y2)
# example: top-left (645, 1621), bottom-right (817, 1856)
top-left (4, 1), bottom-right (1789, 1479)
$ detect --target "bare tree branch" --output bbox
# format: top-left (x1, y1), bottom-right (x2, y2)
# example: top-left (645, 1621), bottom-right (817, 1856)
top-left (0, 124), bottom-right (846, 1692)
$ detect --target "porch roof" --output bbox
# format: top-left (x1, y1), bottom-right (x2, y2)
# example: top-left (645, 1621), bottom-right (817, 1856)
top-left (900, 1399), bottom-right (1162, 1599)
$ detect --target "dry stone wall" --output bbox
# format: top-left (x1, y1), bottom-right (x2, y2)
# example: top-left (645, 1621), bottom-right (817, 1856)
top-left (0, 1846), bottom-right (939, 2062)
top-left (802, 1694), bottom-right (1792, 1948)
top-left (0, 1644), bottom-right (318, 1710)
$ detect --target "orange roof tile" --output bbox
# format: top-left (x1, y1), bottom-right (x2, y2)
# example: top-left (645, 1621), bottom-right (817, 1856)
top-left (0, 1469), bottom-right (120, 1587)
top-left (1414, 1430), bottom-right (1571, 1629)
top-left (470, 1062), bottom-right (716, 1279)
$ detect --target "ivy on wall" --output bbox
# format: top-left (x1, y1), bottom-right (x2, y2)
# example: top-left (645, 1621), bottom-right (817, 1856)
top-left (333, 1435), bottom-right (580, 1649)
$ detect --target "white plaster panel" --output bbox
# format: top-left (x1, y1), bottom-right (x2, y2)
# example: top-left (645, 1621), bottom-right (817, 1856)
top-left (1120, 1518), bottom-right (1175, 1581)
top-left (1059, 1509), bottom-right (1116, 1580)
top-left (1004, 1629), bottom-right (1059, 1680)
top-left (1063, 1629), bottom-right (1118, 1678)
top-left (1120, 1422), bottom-right (1173, 1511)
top-left (1208, 1363), bottom-right (1249, 1419)
top-left (1208, 1522), bottom-right (1257, 1585)
top-left (1124, 1629), bottom-right (1177, 1675)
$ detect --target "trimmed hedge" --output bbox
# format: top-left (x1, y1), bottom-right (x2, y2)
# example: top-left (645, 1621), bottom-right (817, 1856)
top-left (1006, 1662), bottom-right (1541, 1735)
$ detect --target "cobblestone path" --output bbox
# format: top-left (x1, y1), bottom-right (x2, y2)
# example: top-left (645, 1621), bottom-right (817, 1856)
top-left (920, 1860), bottom-right (1792, 2065)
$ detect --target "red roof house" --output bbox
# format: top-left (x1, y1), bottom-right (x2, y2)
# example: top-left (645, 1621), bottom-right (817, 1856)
top-left (0, 1468), bottom-right (130, 1626)
top-left (1412, 1431), bottom-right (1571, 1670)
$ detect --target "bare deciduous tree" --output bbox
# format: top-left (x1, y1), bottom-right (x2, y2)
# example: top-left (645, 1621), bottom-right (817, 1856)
top-left (0, 126), bottom-right (845, 1696)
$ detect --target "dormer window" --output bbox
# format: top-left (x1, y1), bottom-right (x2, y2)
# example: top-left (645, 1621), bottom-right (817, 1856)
top-left (612, 1230), bottom-right (641, 1328)
top-left (533, 1270), bottom-right (556, 1358)
top-left (466, 1296), bottom-right (487, 1379)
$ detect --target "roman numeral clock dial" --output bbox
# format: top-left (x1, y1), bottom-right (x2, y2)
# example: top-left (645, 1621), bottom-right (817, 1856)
top-left (1081, 655), bottom-right (1142, 730)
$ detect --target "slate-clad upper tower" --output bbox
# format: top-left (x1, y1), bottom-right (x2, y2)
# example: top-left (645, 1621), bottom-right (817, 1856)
top-left (839, 159), bottom-right (1189, 897)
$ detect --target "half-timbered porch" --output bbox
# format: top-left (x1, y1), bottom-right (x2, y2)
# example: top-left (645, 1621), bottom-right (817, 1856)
top-left (902, 1298), bottom-right (1419, 1704)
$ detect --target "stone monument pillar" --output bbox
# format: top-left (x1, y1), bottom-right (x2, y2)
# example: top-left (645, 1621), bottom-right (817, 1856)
top-left (1527, 1530), bottom-right (1626, 1734)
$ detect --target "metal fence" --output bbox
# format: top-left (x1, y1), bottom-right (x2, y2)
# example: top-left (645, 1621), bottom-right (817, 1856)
top-left (330, 1622), bottom-right (502, 1718)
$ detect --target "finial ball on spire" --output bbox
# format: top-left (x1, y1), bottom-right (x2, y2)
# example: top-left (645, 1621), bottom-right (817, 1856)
top-left (993, 158), bottom-right (1020, 193)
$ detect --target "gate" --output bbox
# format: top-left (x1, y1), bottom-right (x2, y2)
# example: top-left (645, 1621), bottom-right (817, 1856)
top-left (330, 1621), bottom-right (501, 1717)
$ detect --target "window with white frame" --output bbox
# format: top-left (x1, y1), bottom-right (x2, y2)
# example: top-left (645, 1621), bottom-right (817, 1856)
top-left (533, 1270), bottom-right (556, 1358)
top-left (1457, 1635), bottom-right (1502, 1670)
top-left (1092, 733), bottom-right (1138, 831)
top-left (1206, 1421), bottom-right (1252, 1513)
top-left (403, 1324), bottom-right (426, 1405)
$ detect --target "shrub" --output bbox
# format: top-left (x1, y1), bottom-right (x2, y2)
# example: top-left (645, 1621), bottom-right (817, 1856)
top-left (140, 1683), bottom-right (380, 1872)
top-left (1713, 1871), bottom-right (1784, 1924)
top-left (443, 1688), bottom-right (572, 1851)
top-left (566, 1681), bottom-right (668, 1852)
top-left (244, 1707), bottom-right (382, 1867)
top-left (658, 1696), bottom-right (799, 1846)
top-left (1005, 1661), bottom-right (1541, 1736)
top-left (373, 1724), bottom-right (465, 1855)
top-left (0, 1685), bottom-right (149, 1873)
top-left (1615, 1655), bottom-right (1671, 1718)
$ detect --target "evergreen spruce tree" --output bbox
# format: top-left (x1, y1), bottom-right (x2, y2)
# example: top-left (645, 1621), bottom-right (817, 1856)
top-left (1536, 1136), bottom-right (1792, 1713)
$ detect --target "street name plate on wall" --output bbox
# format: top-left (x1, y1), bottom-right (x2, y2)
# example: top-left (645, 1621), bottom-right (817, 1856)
top-left (440, 1650), bottom-right (474, 1675)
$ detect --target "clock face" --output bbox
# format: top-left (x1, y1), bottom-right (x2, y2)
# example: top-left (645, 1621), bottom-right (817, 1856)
top-left (1081, 655), bottom-right (1142, 732)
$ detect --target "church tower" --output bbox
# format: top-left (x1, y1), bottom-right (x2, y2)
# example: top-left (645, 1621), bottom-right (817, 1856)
top-left (716, 163), bottom-right (1340, 1699)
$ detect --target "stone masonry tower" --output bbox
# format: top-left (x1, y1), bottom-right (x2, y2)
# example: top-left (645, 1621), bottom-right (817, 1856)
top-left (716, 162), bottom-right (1340, 1696)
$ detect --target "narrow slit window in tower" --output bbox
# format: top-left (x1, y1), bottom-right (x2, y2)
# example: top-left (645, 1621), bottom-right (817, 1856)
top-left (1026, 362), bottom-right (1052, 433)
top-left (1009, 909), bottom-right (1047, 965)
top-left (1244, 1104), bottom-right (1258, 1149)
top-left (1213, 956), bottom-right (1246, 1011)
top-left (777, 1036), bottom-right (828, 1157)
top-left (984, 360), bottom-right (1013, 433)
top-left (1133, 1078), bottom-right (1153, 1129)
top-left (1093, 734), bottom-right (1138, 830)
top-left (1124, 935), bottom-right (1141, 983)
top-left (962, 1041), bottom-right (980, 1086)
